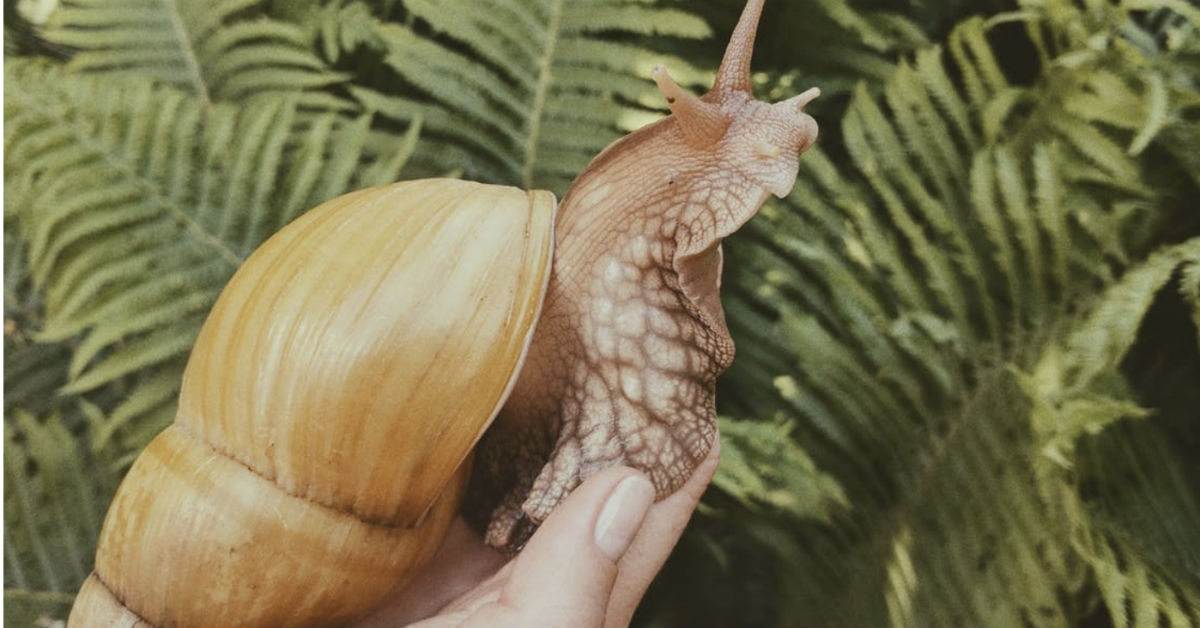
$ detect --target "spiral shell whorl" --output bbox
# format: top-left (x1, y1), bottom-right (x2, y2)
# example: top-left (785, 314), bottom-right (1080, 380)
top-left (76, 425), bottom-right (467, 627)
top-left (69, 179), bottom-right (556, 627)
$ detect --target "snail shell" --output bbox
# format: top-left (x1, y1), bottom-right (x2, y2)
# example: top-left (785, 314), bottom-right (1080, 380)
top-left (68, 179), bottom-right (556, 627)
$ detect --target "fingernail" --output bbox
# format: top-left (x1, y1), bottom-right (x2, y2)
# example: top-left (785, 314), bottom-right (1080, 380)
top-left (594, 474), bottom-right (655, 560)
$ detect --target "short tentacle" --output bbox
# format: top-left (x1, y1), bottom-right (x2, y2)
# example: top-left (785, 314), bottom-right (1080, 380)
top-left (782, 86), bottom-right (822, 110)
top-left (653, 65), bottom-right (730, 147)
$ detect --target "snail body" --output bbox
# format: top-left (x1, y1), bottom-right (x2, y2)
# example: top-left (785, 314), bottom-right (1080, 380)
top-left (69, 0), bottom-right (819, 625)
top-left (469, 0), bottom-right (819, 547)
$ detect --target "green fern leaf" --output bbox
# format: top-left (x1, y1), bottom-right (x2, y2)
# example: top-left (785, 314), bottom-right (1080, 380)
top-left (710, 3), bottom-right (1198, 624)
top-left (39, 0), bottom-right (345, 106)
top-left (1075, 425), bottom-right (1200, 628)
top-left (1019, 239), bottom-right (1200, 628)
top-left (345, 0), bottom-right (712, 192)
top-left (712, 416), bottom-right (848, 523)
top-left (3, 411), bottom-right (117, 611)
top-left (4, 58), bottom-right (418, 418)
top-left (1084, 528), bottom-right (1200, 628)
top-left (4, 231), bottom-right (73, 420)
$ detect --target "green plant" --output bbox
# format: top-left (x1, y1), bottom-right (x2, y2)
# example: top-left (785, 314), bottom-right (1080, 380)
top-left (4, 0), bottom-right (1198, 626)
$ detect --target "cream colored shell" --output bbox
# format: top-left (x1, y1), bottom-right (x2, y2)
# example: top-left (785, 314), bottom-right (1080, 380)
top-left (68, 178), bottom-right (556, 627)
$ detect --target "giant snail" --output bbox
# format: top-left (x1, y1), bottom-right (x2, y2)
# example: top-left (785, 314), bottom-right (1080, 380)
top-left (67, 0), bottom-right (820, 625)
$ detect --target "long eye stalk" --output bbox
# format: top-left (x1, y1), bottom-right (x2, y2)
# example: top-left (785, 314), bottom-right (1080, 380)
top-left (712, 0), bottom-right (765, 95)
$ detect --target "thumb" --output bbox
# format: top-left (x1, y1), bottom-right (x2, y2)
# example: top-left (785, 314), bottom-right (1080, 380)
top-left (499, 468), bottom-right (655, 627)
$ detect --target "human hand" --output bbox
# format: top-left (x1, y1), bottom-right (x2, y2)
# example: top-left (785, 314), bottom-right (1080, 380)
top-left (357, 439), bottom-right (721, 627)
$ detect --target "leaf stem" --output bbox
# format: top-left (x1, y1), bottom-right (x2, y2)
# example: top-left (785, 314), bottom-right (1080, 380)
top-left (160, 0), bottom-right (211, 105)
top-left (521, 0), bottom-right (563, 189)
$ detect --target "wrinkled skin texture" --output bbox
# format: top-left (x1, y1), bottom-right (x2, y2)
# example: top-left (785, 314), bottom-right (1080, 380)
top-left (467, 0), bottom-right (820, 549)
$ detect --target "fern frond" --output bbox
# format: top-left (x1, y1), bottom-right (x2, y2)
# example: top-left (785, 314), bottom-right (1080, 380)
top-left (710, 2), bottom-right (1198, 624)
top-left (747, 0), bottom-right (926, 94)
top-left (1074, 424), bottom-right (1200, 628)
top-left (737, 367), bottom-right (1084, 627)
top-left (1084, 528), bottom-right (1200, 628)
top-left (1054, 239), bottom-right (1200, 393)
top-left (3, 411), bottom-right (117, 614)
top-left (345, 0), bottom-right (711, 192)
top-left (712, 416), bottom-right (848, 523)
top-left (1021, 241), bottom-right (1200, 628)
top-left (39, 0), bottom-right (345, 106)
top-left (313, 1), bottom-right (385, 63)
top-left (3, 231), bottom-right (73, 419)
top-left (4, 58), bottom-right (418, 420)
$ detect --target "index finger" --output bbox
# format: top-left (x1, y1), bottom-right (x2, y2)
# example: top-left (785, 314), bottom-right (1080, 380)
top-left (603, 437), bottom-right (722, 627)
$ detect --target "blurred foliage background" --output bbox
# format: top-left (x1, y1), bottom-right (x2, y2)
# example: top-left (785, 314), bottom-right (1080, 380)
top-left (4, 0), bottom-right (1199, 626)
